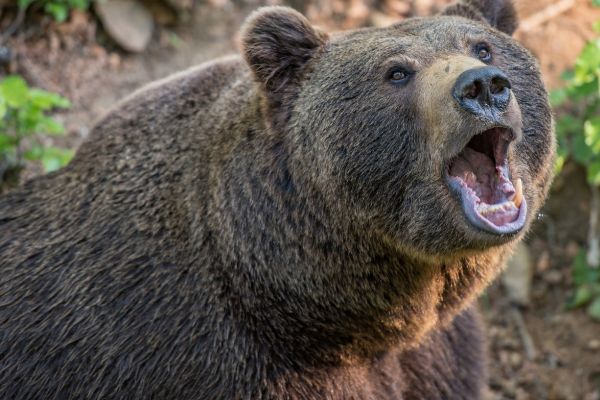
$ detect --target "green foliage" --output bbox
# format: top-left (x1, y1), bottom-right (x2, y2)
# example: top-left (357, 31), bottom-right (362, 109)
top-left (554, 13), bottom-right (600, 320)
top-left (567, 250), bottom-right (600, 320)
top-left (0, 75), bottom-right (74, 174)
top-left (552, 33), bottom-right (600, 185)
top-left (18, 0), bottom-right (90, 22)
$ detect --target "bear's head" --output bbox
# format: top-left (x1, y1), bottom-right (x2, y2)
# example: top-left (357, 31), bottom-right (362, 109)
top-left (241, 0), bottom-right (554, 260)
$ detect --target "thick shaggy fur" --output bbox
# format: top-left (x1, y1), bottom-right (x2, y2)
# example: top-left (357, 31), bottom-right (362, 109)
top-left (0, 1), bottom-right (554, 398)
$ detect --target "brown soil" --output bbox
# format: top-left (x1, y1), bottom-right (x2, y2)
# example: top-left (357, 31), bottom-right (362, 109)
top-left (2, 1), bottom-right (599, 399)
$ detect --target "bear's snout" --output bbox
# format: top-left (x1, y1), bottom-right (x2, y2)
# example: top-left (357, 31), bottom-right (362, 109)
top-left (452, 66), bottom-right (512, 117)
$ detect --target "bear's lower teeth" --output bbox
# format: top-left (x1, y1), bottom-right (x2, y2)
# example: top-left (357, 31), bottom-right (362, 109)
top-left (477, 201), bottom-right (517, 215)
top-left (477, 178), bottom-right (523, 216)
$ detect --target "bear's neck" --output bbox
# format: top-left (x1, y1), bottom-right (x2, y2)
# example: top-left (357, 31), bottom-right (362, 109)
top-left (206, 125), bottom-right (508, 369)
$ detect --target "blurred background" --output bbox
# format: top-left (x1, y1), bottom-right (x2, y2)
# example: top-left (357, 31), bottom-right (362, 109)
top-left (0, 0), bottom-right (599, 399)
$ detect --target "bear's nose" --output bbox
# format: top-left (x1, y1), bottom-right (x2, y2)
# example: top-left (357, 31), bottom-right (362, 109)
top-left (452, 66), bottom-right (511, 116)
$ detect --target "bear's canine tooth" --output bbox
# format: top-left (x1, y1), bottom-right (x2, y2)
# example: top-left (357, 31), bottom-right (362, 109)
top-left (513, 178), bottom-right (523, 208)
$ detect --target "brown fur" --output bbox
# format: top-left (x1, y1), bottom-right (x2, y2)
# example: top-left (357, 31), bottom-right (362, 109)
top-left (0, 1), bottom-right (554, 399)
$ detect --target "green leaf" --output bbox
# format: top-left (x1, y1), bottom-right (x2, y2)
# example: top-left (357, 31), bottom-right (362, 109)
top-left (567, 79), bottom-right (598, 99)
top-left (41, 147), bottom-right (74, 172)
top-left (584, 116), bottom-right (600, 153)
top-left (0, 134), bottom-right (16, 151)
top-left (42, 155), bottom-right (62, 172)
top-left (593, 0), bottom-right (600, 7)
top-left (24, 145), bottom-right (44, 161)
top-left (550, 88), bottom-right (568, 107)
top-left (587, 297), bottom-right (600, 320)
top-left (39, 117), bottom-right (65, 135)
top-left (17, 104), bottom-right (44, 136)
top-left (561, 70), bottom-right (575, 82)
top-left (572, 249), bottom-right (600, 285)
top-left (567, 284), bottom-right (593, 309)
top-left (574, 40), bottom-right (600, 85)
top-left (556, 115), bottom-right (582, 138)
top-left (587, 160), bottom-right (600, 185)
top-left (573, 134), bottom-right (593, 164)
top-left (44, 2), bottom-right (68, 22)
top-left (554, 153), bottom-right (566, 176)
top-left (168, 32), bottom-right (184, 49)
top-left (586, 97), bottom-right (600, 119)
top-left (69, 0), bottom-right (90, 10)
top-left (29, 89), bottom-right (70, 110)
top-left (0, 76), bottom-right (29, 108)
top-left (18, 0), bottom-right (34, 9)
top-left (0, 99), bottom-right (6, 120)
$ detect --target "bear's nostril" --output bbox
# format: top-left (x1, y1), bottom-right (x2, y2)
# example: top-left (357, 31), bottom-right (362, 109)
top-left (463, 81), bottom-right (482, 100)
top-left (490, 76), bottom-right (510, 95)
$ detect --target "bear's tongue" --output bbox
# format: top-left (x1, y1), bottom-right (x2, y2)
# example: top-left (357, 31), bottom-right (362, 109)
top-left (449, 147), bottom-right (523, 228)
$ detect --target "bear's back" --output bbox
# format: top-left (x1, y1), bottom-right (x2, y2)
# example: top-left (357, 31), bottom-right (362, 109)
top-left (0, 55), bottom-right (253, 262)
top-left (0, 56), bottom-right (262, 399)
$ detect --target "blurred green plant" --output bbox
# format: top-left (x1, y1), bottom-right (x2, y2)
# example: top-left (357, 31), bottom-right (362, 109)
top-left (552, 18), bottom-right (600, 320)
top-left (0, 75), bottom-right (74, 180)
top-left (551, 40), bottom-right (600, 180)
top-left (18, 0), bottom-right (90, 22)
top-left (567, 250), bottom-right (600, 320)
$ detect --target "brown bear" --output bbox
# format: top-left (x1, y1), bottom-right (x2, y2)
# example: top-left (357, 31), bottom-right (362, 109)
top-left (0, 0), bottom-right (554, 398)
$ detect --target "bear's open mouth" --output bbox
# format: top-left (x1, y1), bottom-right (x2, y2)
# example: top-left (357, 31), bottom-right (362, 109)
top-left (446, 127), bottom-right (527, 235)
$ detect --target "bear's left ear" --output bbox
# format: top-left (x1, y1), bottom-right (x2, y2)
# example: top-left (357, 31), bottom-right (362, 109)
top-left (442, 0), bottom-right (518, 36)
top-left (241, 6), bottom-right (328, 93)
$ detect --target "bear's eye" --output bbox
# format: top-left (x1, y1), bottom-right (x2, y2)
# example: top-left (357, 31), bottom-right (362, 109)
top-left (475, 43), bottom-right (492, 62)
top-left (388, 68), bottom-right (412, 84)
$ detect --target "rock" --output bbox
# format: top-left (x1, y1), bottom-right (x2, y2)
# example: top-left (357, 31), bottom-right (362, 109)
top-left (566, 240), bottom-right (580, 258)
top-left (108, 53), bottom-right (122, 70)
top-left (543, 351), bottom-right (562, 369)
top-left (89, 44), bottom-right (107, 59)
top-left (500, 378), bottom-right (517, 397)
top-left (536, 250), bottom-right (550, 272)
top-left (587, 339), bottom-right (600, 351)
top-left (543, 269), bottom-right (563, 285)
top-left (585, 391), bottom-right (600, 400)
top-left (95, 0), bottom-right (154, 52)
top-left (0, 46), bottom-right (12, 65)
top-left (515, 387), bottom-right (531, 400)
top-left (509, 352), bottom-right (523, 368)
top-left (502, 243), bottom-right (533, 306)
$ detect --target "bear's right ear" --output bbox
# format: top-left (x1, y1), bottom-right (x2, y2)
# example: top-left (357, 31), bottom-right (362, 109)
top-left (241, 6), bottom-right (328, 93)
top-left (442, 0), bottom-right (518, 35)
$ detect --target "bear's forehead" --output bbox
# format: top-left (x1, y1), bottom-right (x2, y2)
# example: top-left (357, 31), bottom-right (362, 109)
top-left (327, 16), bottom-right (499, 62)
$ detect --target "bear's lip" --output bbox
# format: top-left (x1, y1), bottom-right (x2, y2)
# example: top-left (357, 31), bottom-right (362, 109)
top-left (445, 127), bottom-right (527, 236)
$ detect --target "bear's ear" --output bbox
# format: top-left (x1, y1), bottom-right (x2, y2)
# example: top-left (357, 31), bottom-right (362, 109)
top-left (241, 6), bottom-right (328, 92)
top-left (442, 0), bottom-right (518, 35)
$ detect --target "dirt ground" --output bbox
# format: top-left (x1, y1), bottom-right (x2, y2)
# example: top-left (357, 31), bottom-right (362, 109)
top-left (2, 0), bottom-right (600, 399)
